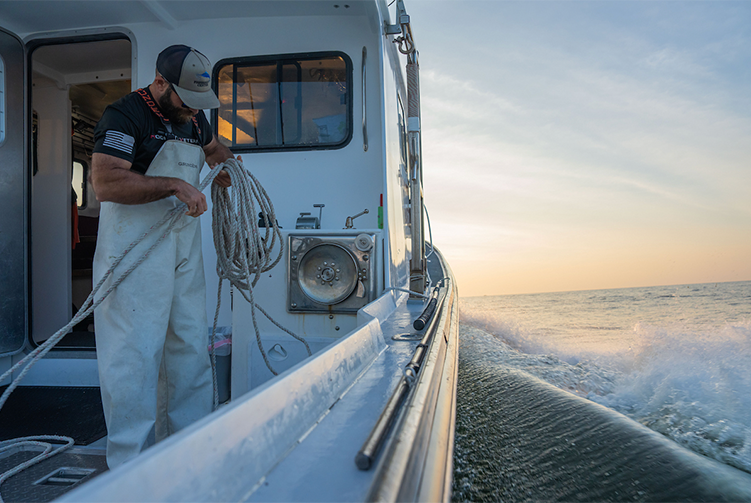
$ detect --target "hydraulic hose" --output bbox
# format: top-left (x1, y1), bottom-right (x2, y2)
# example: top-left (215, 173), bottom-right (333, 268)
top-left (413, 286), bottom-right (439, 331)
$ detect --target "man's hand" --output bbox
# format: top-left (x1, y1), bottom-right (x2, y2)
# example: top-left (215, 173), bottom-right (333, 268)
top-left (211, 154), bottom-right (243, 188)
top-left (213, 170), bottom-right (232, 188)
top-left (173, 180), bottom-right (208, 217)
top-left (204, 137), bottom-right (242, 188)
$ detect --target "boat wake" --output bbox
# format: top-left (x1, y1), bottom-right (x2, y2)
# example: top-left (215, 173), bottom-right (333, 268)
top-left (453, 324), bottom-right (751, 502)
top-left (459, 306), bottom-right (751, 476)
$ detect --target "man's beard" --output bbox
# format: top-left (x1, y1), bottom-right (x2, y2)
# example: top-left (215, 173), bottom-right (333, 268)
top-left (158, 86), bottom-right (194, 125)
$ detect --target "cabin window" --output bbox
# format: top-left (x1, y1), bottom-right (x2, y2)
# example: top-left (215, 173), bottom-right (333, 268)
top-left (72, 159), bottom-right (87, 209)
top-left (213, 53), bottom-right (352, 151)
top-left (0, 55), bottom-right (5, 146)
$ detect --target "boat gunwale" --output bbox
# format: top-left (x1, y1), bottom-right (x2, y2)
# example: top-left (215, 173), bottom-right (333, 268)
top-left (366, 249), bottom-right (459, 502)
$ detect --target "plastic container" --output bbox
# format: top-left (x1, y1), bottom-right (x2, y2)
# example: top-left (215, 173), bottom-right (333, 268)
top-left (208, 327), bottom-right (232, 403)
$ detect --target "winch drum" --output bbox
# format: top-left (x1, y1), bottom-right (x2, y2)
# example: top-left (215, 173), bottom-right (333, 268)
top-left (287, 234), bottom-right (377, 313)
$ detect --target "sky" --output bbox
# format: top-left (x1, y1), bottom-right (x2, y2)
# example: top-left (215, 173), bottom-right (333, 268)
top-left (402, 0), bottom-right (751, 296)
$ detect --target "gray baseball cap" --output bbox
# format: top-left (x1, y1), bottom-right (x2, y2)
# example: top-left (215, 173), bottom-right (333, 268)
top-left (157, 45), bottom-right (220, 110)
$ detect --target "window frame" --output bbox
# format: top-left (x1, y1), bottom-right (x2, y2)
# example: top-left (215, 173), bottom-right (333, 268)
top-left (212, 51), bottom-right (353, 154)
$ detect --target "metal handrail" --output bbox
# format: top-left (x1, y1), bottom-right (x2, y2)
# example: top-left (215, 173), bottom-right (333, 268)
top-left (362, 46), bottom-right (368, 152)
top-left (365, 277), bottom-right (455, 502)
top-left (355, 279), bottom-right (448, 471)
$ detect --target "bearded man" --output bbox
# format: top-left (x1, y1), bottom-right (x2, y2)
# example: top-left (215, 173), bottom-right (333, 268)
top-left (91, 45), bottom-right (234, 469)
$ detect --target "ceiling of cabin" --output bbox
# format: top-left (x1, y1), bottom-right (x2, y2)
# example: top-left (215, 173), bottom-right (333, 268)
top-left (31, 39), bottom-right (133, 120)
top-left (33, 39), bottom-right (131, 75)
top-left (70, 81), bottom-right (133, 121)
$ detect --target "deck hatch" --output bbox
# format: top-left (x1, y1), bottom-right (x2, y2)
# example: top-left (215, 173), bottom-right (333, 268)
top-left (34, 467), bottom-right (96, 487)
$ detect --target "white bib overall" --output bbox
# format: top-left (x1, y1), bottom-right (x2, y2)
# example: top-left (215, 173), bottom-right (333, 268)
top-left (93, 140), bottom-right (212, 469)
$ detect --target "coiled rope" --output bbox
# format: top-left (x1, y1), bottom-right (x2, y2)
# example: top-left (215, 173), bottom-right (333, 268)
top-left (0, 436), bottom-right (75, 501)
top-left (208, 158), bottom-right (311, 407)
top-left (0, 157), bottom-right (307, 495)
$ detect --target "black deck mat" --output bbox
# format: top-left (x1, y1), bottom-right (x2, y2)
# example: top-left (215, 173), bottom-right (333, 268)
top-left (0, 449), bottom-right (107, 503)
top-left (0, 387), bottom-right (107, 446)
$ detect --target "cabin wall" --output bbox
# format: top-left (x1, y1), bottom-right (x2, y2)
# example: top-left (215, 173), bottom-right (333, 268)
top-left (12, 2), bottom-right (415, 393)
top-left (122, 14), bottom-right (385, 338)
top-left (0, 28), bottom-right (27, 361)
top-left (31, 80), bottom-right (72, 343)
top-left (123, 14), bottom-right (389, 383)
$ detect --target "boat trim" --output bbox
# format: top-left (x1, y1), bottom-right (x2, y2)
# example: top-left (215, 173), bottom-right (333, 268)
top-left (356, 280), bottom-right (447, 471)
top-left (58, 317), bottom-right (390, 502)
top-left (366, 251), bottom-right (458, 502)
top-left (362, 46), bottom-right (368, 152)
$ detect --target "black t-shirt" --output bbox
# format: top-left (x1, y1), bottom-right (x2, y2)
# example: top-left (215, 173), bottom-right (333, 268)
top-left (93, 87), bottom-right (213, 174)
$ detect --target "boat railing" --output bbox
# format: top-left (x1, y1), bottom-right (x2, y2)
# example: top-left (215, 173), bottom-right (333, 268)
top-left (362, 251), bottom-right (459, 502)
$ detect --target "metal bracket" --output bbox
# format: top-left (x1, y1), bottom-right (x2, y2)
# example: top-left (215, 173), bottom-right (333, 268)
top-left (384, 0), bottom-right (410, 35)
top-left (385, 23), bottom-right (402, 36)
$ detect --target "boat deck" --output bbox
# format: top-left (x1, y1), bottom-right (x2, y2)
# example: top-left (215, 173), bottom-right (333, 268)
top-left (0, 447), bottom-right (107, 503)
top-left (2, 255), bottom-right (448, 503)
top-left (0, 386), bottom-right (108, 502)
top-left (241, 253), bottom-right (449, 501)
top-left (249, 294), bottom-right (429, 501)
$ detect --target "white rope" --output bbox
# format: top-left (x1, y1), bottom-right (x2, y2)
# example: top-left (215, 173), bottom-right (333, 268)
top-left (0, 166), bottom-right (222, 411)
top-left (0, 436), bottom-right (75, 497)
top-left (0, 157), bottom-right (308, 490)
top-left (207, 158), bottom-right (311, 408)
top-left (0, 164), bottom-right (225, 498)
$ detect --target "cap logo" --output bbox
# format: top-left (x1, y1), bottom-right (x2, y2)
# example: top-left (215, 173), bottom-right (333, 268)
top-left (198, 72), bottom-right (210, 79)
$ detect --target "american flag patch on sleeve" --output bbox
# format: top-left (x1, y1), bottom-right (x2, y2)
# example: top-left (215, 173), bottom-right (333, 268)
top-left (102, 130), bottom-right (135, 155)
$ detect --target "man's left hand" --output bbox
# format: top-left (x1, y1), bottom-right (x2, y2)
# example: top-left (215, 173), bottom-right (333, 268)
top-left (213, 169), bottom-right (232, 188)
top-left (211, 154), bottom-right (243, 188)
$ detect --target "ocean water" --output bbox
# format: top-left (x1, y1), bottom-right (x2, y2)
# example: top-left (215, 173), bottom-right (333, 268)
top-left (453, 280), bottom-right (751, 501)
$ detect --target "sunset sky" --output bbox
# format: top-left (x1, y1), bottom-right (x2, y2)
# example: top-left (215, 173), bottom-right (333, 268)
top-left (405, 0), bottom-right (751, 296)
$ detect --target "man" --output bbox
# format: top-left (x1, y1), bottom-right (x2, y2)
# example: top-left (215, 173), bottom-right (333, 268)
top-left (91, 45), bottom-right (234, 469)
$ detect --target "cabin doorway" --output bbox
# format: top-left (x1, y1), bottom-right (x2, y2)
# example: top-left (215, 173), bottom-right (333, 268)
top-left (30, 37), bottom-right (132, 350)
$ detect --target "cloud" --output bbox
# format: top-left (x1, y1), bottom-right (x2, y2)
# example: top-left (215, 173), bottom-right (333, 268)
top-left (407, 0), bottom-right (751, 294)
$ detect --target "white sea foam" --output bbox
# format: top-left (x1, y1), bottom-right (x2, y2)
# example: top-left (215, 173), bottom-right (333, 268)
top-left (460, 283), bottom-right (751, 474)
top-left (592, 321), bottom-right (751, 473)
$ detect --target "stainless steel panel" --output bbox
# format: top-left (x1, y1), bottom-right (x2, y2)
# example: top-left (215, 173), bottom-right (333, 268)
top-left (0, 28), bottom-right (27, 356)
top-left (288, 234), bottom-right (376, 314)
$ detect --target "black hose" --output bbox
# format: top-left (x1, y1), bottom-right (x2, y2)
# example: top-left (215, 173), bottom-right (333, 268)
top-left (413, 288), bottom-right (439, 330)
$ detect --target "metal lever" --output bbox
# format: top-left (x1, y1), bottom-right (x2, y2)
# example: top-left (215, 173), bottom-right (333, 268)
top-left (344, 209), bottom-right (369, 229)
top-left (314, 204), bottom-right (325, 228)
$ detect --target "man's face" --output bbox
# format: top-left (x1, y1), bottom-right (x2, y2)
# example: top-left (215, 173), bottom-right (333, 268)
top-left (158, 85), bottom-right (198, 125)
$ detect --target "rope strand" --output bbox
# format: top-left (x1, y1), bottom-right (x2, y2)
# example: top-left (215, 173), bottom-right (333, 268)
top-left (0, 157), bottom-right (307, 490)
top-left (208, 158), bottom-right (311, 395)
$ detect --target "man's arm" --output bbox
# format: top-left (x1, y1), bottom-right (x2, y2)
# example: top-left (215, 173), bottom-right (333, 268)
top-left (203, 136), bottom-right (236, 188)
top-left (91, 152), bottom-right (208, 217)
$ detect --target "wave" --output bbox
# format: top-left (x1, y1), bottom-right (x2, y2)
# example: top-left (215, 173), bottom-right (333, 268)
top-left (594, 322), bottom-right (751, 474)
top-left (460, 309), bottom-right (751, 475)
top-left (454, 326), bottom-right (751, 502)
